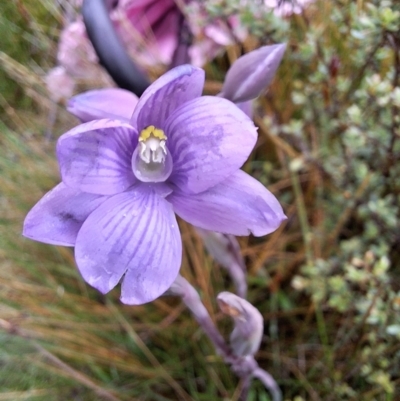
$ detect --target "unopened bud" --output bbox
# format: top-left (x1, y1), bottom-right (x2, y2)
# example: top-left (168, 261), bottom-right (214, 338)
top-left (197, 229), bottom-right (247, 298)
top-left (217, 292), bottom-right (264, 357)
top-left (220, 43), bottom-right (286, 103)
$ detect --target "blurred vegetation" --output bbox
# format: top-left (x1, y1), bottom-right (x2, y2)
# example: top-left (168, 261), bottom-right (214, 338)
top-left (1, 0), bottom-right (400, 400)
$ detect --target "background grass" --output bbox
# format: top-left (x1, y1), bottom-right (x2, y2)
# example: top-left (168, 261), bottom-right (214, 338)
top-left (1, 0), bottom-right (400, 400)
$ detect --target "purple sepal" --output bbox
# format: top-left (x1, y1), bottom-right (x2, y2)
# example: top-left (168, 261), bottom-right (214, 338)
top-left (168, 170), bottom-right (286, 237)
top-left (57, 119), bottom-right (138, 195)
top-left (23, 183), bottom-right (107, 246)
top-left (67, 88), bottom-right (139, 122)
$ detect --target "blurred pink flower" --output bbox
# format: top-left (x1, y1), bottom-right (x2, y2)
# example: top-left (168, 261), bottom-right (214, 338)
top-left (57, 19), bottom-right (99, 78)
top-left (52, 0), bottom-right (247, 75)
top-left (113, 0), bottom-right (180, 66)
top-left (265, 0), bottom-right (313, 16)
top-left (45, 66), bottom-right (75, 102)
top-left (184, 3), bottom-right (247, 67)
top-left (45, 17), bottom-right (112, 101)
top-left (115, 0), bottom-right (248, 67)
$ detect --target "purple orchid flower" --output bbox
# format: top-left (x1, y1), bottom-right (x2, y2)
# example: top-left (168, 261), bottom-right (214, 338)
top-left (24, 65), bottom-right (285, 305)
top-left (65, 44), bottom-right (286, 300)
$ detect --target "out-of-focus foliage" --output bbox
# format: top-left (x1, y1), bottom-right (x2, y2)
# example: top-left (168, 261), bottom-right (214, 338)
top-left (1, 0), bottom-right (400, 400)
top-left (0, 0), bottom-right (59, 111)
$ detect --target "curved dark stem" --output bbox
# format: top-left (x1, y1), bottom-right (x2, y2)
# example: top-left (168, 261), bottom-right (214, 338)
top-left (82, 0), bottom-right (150, 96)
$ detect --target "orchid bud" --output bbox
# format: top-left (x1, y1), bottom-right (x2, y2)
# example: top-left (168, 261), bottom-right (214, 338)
top-left (217, 292), bottom-right (264, 357)
top-left (197, 229), bottom-right (247, 298)
top-left (67, 88), bottom-right (139, 122)
top-left (219, 43), bottom-right (286, 103)
top-left (236, 100), bottom-right (253, 119)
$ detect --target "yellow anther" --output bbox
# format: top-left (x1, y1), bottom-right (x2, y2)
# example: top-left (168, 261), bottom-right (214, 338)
top-left (139, 125), bottom-right (167, 142)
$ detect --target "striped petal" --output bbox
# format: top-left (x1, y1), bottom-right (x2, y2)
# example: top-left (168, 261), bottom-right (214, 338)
top-left (67, 88), bottom-right (139, 122)
top-left (23, 183), bottom-right (107, 246)
top-left (168, 170), bottom-right (286, 236)
top-left (57, 119), bottom-right (138, 195)
top-left (75, 185), bottom-right (182, 305)
top-left (131, 64), bottom-right (204, 131)
top-left (166, 96), bottom-right (258, 194)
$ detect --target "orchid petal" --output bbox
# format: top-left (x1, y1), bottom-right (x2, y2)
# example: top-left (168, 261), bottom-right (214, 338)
top-left (168, 170), bottom-right (286, 236)
top-left (67, 88), bottom-right (139, 122)
top-left (23, 183), bottom-right (107, 246)
top-left (131, 64), bottom-right (204, 131)
top-left (75, 186), bottom-right (182, 305)
top-left (57, 119), bottom-right (137, 195)
top-left (166, 96), bottom-right (257, 194)
top-left (220, 44), bottom-right (286, 103)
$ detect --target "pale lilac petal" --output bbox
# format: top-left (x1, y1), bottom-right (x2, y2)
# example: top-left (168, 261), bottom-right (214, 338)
top-left (75, 186), bottom-right (182, 304)
top-left (220, 44), bottom-right (286, 103)
top-left (67, 88), bottom-right (139, 122)
top-left (197, 229), bottom-right (247, 298)
top-left (165, 96), bottom-right (258, 194)
top-left (23, 183), bottom-right (107, 246)
top-left (131, 65), bottom-right (204, 131)
top-left (168, 170), bottom-right (286, 236)
top-left (57, 119), bottom-right (138, 195)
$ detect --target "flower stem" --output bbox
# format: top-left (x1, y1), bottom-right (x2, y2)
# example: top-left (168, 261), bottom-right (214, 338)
top-left (169, 275), bottom-right (231, 357)
top-left (289, 167), bottom-right (313, 265)
top-left (253, 366), bottom-right (282, 401)
top-left (168, 275), bottom-right (281, 401)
